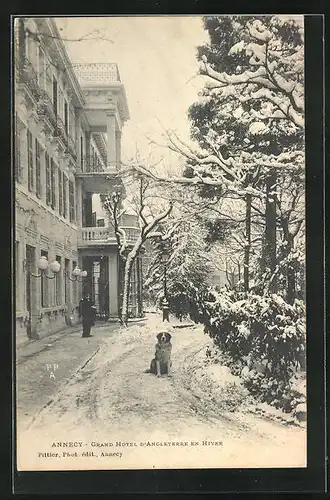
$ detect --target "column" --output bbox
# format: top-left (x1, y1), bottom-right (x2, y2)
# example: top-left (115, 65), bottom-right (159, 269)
top-left (108, 251), bottom-right (118, 318)
top-left (75, 109), bottom-right (83, 171)
top-left (106, 112), bottom-right (116, 171)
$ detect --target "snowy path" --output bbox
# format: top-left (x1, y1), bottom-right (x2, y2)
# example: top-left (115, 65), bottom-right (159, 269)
top-left (17, 318), bottom-right (306, 470)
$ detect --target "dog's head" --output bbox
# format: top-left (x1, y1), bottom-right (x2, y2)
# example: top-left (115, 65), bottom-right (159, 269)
top-left (157, 331), bottom-right (172, 344)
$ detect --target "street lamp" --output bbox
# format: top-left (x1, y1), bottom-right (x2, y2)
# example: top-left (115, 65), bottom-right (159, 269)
top-left (160, 247), bottom-right (170, 322)
top-left (23, 256), bottom-right (61, 279)
top-left (65, 266), bottom-right (88, 282)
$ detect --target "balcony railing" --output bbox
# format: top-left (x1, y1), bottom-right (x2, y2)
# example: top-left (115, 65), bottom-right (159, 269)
top-left (36, 89), bottom-right (57, 128)
top-left (54, 115), bottom-right (68, 147)
top-left (80, 155), bottom-right (106, 173)
top-left (17, 55), bottom-right (41, 103)
top-left (71, 63), bottom-right (121, 85)
top-left (79, 226), bottom-right (140, 246)
top-left (67, 135), bottom-right (77, 161)
top-left (16, 56), bottom-right (77, 161)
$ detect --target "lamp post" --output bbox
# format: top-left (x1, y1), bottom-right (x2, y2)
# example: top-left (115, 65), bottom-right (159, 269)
top-left (23, 255), bottom-right (61, 279)
top-left (65, 266), bottom-right (88, 282)
top-left (160, 249), bottom-right (170, 322)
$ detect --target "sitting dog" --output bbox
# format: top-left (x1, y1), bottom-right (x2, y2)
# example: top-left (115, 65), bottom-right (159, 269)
top-left (148, 332), bottom-right (172, 376)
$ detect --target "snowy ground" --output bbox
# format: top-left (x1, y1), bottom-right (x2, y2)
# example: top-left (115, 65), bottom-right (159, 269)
top-left (17, 314), bottom-right (306, 471)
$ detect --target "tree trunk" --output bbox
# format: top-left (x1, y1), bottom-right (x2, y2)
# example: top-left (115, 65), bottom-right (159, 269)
top-left (287, 262), bottom-right (296, 305)
top-left (121, 255), bottom-right (134, 326)
top-left (262, 172), bottom-right (277, 293)
top-left (244, 193), bottom-right (252, 293)
top-left (281, 217), bottom-right (296, 304)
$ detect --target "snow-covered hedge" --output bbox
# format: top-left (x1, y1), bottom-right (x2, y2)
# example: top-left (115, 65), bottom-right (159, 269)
top-left (189, 289), bottom-right (306, 412)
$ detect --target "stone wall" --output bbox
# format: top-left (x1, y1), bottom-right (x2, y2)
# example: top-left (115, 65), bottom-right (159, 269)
top-left (15, 185), bottom-right (81, 344)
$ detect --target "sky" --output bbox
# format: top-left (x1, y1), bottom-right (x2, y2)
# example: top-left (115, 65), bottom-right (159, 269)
top-left (55, 16), bottom-right (208, 166)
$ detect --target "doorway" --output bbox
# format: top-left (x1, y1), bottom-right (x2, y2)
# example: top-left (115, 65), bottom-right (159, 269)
top-left (82, 256), bottom-right (109, 318)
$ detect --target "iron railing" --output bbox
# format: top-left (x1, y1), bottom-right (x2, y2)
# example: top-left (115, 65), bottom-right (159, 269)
top-left (18, 55), bottom-right (41, 103)
top-left (52, 115), bottom-right (77, 161)
top-left (54, 115), bottom-right (67, 147)
top-left (80, 155), bottom-right (106, 173)
top-left (67, 135), bottom-right (77, 161)
top-left (36, 88), bottom-right (57, 128)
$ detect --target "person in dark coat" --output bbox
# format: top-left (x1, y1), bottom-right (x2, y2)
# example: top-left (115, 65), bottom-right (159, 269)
top-left (79, 294), bottom-right (96, 338)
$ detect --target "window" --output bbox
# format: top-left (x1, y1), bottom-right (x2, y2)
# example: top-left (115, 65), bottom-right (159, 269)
top-left (25, 245), bottom-right (35, 314)
top-left (40, 250), bottom-right (49, 308)
top-left (69, 180), bottom-right (75, 222)
top-left (45, 152), bottom-right (51, 206)
top-left (55, 255), bottom-right (62, 305)
top-left (64, 101), bottom-right (68, 134)
top-left (64, 258), bottom-right (70, 304)
top-left (14, 113), bottom-right (22, 182)
top-left (51, 159), bottom-right (56, 209)
top-left (27, 130), bottom-right (34, 192)
top-left (63, 174), bottom-right (67, 218)
top-left (53, 77), bottom-right (58, 115)
top-left (58, 169), bottom-right (63, 215)
top-left (35, 139), bottom-right (41, 198)
top-left (80, 136), bottom-right (84, 170)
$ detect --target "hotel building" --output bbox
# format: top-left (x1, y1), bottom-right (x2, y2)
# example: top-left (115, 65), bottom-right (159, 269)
top-left (14, 17), bottom-right (143, 346)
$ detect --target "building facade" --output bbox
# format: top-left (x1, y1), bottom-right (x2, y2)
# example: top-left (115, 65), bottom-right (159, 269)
top-left (14, 18), bottom-right (143, 346)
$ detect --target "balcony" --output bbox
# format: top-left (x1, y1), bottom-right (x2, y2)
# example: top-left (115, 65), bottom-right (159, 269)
top-left (80, 155), bottom-right (105, 173)
top-left (36, 89), bottom-right (57, 129)
top-left (16, 55), bottom-right (41, 103)
top-left (76, 154), bottom-right (123, 193)
top-left (16, 57), bottom-right (77, 161)
top-left (78, 226), bottom-right (140, 248)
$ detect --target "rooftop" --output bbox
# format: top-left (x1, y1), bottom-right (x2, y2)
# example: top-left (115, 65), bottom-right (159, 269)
top-left (71, 63), bottom-right (121, 85)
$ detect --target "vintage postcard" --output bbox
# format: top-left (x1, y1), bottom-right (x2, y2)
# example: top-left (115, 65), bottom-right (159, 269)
top-left (14, 15), bottom-right (307, 472)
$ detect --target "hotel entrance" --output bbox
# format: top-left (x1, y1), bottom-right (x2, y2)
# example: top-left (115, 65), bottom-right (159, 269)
top-left (82, 256), bottom-right (109, 319)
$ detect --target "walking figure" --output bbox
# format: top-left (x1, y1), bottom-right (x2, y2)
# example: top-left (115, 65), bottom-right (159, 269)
top-left (162, 298), bottom-right (170, 322)
top-left (79, 293), bottom-right (96, 338)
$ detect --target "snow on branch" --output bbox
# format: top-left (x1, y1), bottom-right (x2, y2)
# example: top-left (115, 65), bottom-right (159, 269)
top-left (200, 19), bottom-right (304, 129)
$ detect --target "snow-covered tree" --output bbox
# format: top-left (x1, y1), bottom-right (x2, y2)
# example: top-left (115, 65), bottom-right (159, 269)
top-left (103, 175), bottom-right (176, 326)
top-left (144, 219), bottom-right (217, 319)
top-left (127, 15), bottom-right (305, 301)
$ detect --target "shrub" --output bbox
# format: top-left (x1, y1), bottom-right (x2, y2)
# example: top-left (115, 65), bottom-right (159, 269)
top-left (189, 289), bottom-right (306, 412)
